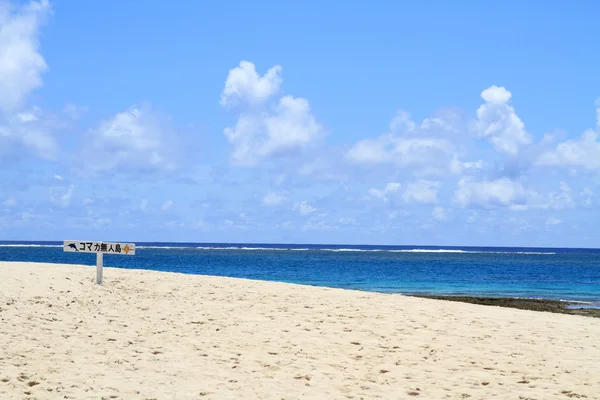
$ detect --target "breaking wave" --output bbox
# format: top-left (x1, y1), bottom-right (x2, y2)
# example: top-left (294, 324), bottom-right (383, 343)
top-left (0, 244), bottom-right (557, 254)
top-left (133, 246), bottom-right (555, 254)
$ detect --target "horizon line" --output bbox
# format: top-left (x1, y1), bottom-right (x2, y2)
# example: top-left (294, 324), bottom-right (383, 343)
top-left (0, 240), bottom-right (598, 251)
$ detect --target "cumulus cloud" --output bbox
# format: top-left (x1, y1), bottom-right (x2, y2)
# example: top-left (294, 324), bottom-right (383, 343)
top-left (535, 102), bottom-right (600, 171)
top-left (0, 107), bottom-right (59, 159)
top-left (346, 110), bottom-right (457, 175)
top-left (536, 131), bottom-right (600, 170)
top-left (348, 135), bottom-right (453, 167)
top-left (546, 217), bottom-right (562, 226)
top-left (161, 200), bottom-right (174, 211)
top-left (0, 0), bottom-right (50, 112)
top-left (534, 100), bottom-right (600, 173)
top-left (347, 85), bottom-right (533, 179)
top-left (221, 61), bottom-right (323, 166)
top-left (403, 180), bottom-right (440, 204)
top-left (0, 1), bottom-right (59, 160)
top-left (368, 182), bottom-right (402, 203)
top-left (302, 220), bottom-right (337, 231)
top-left (339, 217), bottom-right (356, 225)
top-left (473, 86), bottom-right (532, 155)
top-left (450, 158), bottom-right (484, 175)
top-left (294, 200), bottom-right (316, 215)
top-left (220, 61), bottom-right (282, 108)
top-left (545, 182), bottom-right (574, 210)
top-left (454, 178), bottom-right (529, 209)
top-left (262, 192), bottom-right (287, 207)
top-left (80, 105), bottom-right (178, 173)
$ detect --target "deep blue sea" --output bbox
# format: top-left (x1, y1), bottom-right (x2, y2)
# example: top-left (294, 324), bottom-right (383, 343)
top-left (1, 241), bottom-right (600, 304)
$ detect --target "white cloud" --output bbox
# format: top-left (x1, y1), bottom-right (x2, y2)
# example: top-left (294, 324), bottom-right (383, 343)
top-left (536, 130), bottom-right (600, 170)
top-left (222, 62), bottom-right (323, 166)
top-left (0, 0), bottom-right (72, 164)
top-left (0, 106), bottom-right (59, 159)
top-left (431, 206), bottom-right (448, 221)
top-left (348, 135), bottom-right (453, 166)
top-left (454, 178), bottom-right (528, 209)
top-left (302, 220), bottom-right (337, 231)
top-left (81, 105), bottom-right (177, 173)
top-left (53, 174), bottom-right (64, 181)
top-left (369, 182), bottom-right (401, 203)
top-left (224, 96), bottom-right (323, 166)
top-left (16, 111), bottom-right (36, 122)
top-left (546, 217), bottom-right (562, 226)
top-left (473, 86), bottom-right (532, 155)
top-left (388, 210), bottom-right (410, 220)
top-left (545, 182), bottom-right (574, 210)
top-left (161, 200), bottom-right (174, 211)
top-left (450, 158), bottom-right (484, 174)
top-left (346, 110), bottom-right (458, 176)
top-left (403, 180), bottom-right (440, 204)
top-left (0, 0), bottom-right (50, 112)
top-left (220, 61), bottom-right (282, 108)
top-left (262, 192), bottom-right (287, 207)
top-left (3, 197), bottom-right (17, 208)
top-left (294, 200), bottom-right (316, 215)
top-left (347, 85), bottom-right (532, 177)
top-left (49, 184), bottom-right (74, 208)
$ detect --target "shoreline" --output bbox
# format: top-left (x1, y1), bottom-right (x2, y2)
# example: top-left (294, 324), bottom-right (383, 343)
top-left (410, 295), bottom-right (600, 318)
top-left (2, 259), bottom-right (598, 313)
top-left (3, 259), bottom-right (599, 311)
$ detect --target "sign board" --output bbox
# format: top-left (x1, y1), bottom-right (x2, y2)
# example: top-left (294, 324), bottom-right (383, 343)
top-left (63, 240), bottom-right (135, 255)
top-left (63, 240), bottom-right (136, 285)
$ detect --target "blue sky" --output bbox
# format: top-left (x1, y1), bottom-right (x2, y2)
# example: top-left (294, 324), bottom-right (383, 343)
top-left (1, 0), bottom-right (599, 247)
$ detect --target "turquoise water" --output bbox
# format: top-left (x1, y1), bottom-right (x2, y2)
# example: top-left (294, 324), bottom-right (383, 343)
top-left (1, 241), bottom-right (599, 304)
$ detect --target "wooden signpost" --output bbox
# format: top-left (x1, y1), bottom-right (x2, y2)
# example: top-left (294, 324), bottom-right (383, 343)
top-left (63, 240), bottom-right (136, 284)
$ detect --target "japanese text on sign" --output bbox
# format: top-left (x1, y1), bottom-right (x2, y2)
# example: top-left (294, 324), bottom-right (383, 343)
top-left (63, 241), bottom-right (136, 255)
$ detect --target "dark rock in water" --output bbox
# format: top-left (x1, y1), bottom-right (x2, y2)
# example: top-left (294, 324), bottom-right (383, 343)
top-left (409, 295), bottom-right (600, 318)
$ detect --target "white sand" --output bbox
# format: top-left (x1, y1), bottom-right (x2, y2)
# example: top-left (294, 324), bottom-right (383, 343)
top-left (1, 261), bottom-right (599, 400)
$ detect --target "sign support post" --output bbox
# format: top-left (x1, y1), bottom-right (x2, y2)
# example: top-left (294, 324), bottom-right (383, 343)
top-left (63, 240), bottom-right (136, 285)
top-left (96, 252), bottom-right (103, 285)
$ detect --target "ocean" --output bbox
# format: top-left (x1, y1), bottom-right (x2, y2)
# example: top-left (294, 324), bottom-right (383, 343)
top-left (1, 241), bottom-right (600, 304)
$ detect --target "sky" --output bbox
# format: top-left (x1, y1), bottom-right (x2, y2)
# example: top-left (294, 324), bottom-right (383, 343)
top-left (1, 0), bottom-right (600, 247)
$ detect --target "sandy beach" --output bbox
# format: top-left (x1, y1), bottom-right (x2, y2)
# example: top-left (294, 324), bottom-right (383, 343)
top-left (1, 262), bottom-right (599, 400)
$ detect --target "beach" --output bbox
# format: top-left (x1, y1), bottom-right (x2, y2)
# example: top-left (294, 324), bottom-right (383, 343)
top-left (1, 261), bottom-right (599, 399)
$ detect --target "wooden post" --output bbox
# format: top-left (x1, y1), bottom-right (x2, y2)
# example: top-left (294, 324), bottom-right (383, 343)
top-left (96, 252), bottom-right (103, 285)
